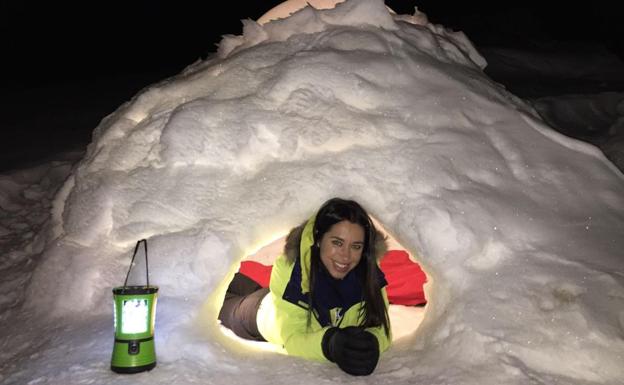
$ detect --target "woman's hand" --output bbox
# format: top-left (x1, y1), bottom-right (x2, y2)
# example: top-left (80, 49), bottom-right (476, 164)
top-left (322, 326), bottom-right (380, 376)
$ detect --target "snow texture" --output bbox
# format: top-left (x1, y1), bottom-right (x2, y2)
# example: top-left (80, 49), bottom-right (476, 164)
top-left (1, 0), bottom-right (623, 384)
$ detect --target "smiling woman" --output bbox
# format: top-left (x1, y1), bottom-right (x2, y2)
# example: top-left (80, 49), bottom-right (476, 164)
top-left (217, 198), bottom-right (428, 376)
top-left (218, 199), bottom-right (389, 375)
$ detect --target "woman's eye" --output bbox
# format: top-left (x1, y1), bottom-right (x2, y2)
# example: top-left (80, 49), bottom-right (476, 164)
top-left (332, 240), bottom-right (342, 247)
top-left (351, 244), bottom-right (362, 250)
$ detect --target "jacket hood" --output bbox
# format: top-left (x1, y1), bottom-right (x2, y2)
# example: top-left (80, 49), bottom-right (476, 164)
top-left (284, 215), bottom-right (388, 293)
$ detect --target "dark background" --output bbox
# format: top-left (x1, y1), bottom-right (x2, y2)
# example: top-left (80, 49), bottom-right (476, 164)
top-left (2, 1), bottom-right (623, 171)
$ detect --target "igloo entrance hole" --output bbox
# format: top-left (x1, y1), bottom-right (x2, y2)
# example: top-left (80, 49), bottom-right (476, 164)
top-left (216, 219), bottom-right (430, 348)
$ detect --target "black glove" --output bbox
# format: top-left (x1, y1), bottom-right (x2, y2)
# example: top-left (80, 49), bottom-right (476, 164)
top-left (322, 326), bottom-right (380, 376)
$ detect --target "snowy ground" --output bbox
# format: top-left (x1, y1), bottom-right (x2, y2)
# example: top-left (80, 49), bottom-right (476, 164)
top-left (480, 45), bottom-right (624, 173)
top-left (1, 1), bottom-right (624, 384)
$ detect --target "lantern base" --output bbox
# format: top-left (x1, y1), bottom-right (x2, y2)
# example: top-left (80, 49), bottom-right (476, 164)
top-left (111, 361), bottom-right (156, 374)
top-left (111, 338), bottom-right (156, 374)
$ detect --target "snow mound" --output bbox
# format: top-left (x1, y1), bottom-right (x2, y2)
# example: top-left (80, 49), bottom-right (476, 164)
top-left (6, 0), bottom-right (624, 384)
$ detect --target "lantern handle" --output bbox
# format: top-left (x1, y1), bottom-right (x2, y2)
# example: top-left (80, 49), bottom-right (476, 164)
top-left (123, 239), bottom-right (150, 287)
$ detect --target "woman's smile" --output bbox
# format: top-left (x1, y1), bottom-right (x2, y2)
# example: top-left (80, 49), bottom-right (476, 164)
top-left (319, 220), bottom-right (364, 279)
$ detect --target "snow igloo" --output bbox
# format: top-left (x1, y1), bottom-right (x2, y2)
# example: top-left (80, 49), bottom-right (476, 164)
top-left (10, 0), bottom-right (624, 384)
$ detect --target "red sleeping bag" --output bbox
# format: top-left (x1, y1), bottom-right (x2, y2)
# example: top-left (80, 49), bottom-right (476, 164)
top-left (239, 249), bottom-right (427, 306)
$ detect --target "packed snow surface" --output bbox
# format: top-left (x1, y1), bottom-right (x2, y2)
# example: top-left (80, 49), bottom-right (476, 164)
top-left (1, 0), bottom-right (623, 384)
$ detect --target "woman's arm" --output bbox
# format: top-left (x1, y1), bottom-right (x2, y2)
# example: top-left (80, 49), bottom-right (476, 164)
top-left (269, 255), bottom-right (331, 361)
top-left (273, 292), bottom-right (331, 361)
top-left (266, 256), bottom-right (392, 362)
top-left (364, 288), bottom-right (392, 353)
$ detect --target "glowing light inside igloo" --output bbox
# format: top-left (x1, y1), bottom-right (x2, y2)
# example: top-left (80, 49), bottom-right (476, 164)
top-left (215, 218), bottom-right (431, 351)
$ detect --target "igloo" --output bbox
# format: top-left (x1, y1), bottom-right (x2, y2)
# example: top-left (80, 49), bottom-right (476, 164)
top-left (8, 0), bottom-right (624, 384)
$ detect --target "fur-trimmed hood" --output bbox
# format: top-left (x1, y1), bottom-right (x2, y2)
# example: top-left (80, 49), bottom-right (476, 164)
top-left (283, 219), bottom-right (388, 263)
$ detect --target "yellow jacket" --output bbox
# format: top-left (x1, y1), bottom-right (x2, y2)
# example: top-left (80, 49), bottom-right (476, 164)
top-left (256, 217), bottom-right (391, 361)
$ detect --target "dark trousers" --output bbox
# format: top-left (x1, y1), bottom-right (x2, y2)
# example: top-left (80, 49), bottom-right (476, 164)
top-left (218, 273), bottom-right (269, 341)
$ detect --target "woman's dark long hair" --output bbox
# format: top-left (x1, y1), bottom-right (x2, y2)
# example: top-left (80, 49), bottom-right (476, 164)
top-left (308, 197), bottom-right (390, 337)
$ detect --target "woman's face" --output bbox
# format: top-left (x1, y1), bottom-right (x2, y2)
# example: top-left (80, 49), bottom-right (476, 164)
top-left (319, 220), bottom-right (365, 279)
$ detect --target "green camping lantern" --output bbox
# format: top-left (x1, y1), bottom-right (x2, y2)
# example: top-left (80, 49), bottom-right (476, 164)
top-left (111, 239), bottom-right (158, 373)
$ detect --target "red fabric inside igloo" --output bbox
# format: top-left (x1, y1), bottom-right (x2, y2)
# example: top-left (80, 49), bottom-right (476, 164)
top-left (239, 249), bottom-right (427, 306)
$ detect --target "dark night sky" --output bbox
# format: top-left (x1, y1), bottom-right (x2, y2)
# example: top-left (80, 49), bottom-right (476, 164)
top-left (3, 1), bottom-right (622, 84)
top-left (1, 1), bottom-right (622, 170)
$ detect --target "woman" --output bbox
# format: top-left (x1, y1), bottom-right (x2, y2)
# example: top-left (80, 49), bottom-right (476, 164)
top-left (219, 198), bottom-right (391, 376)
